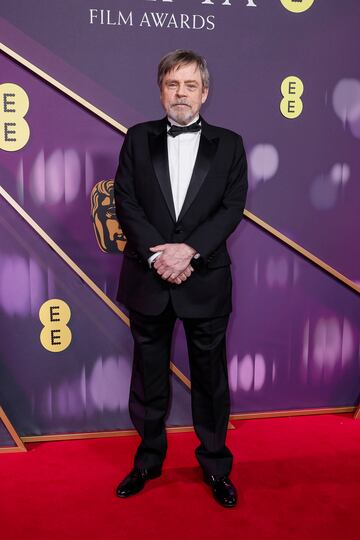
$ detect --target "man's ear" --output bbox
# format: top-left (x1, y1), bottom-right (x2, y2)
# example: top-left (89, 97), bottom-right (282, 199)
top-left (201, 87), bottom-right (209, 104)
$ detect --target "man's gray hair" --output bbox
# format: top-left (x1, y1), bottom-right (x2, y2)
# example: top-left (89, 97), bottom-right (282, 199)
top-left (157, 50), bottom-right (210, 89)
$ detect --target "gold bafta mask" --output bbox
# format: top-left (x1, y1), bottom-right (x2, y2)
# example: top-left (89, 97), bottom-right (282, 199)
top-left (91, 179), bottom-right (126, 253)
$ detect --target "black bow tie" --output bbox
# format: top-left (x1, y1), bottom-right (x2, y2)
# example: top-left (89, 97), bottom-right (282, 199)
top-left (167, 118), bottom-right (201, 138)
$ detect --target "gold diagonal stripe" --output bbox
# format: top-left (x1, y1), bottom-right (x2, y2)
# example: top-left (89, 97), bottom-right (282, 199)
top-left (21, 420), bottom-right (236, 443)
top-left (230, 405), bottom-right (356, 421)
top-left (0, 186), bottom-right (128, 325)
top-left (245, 210), bottom-right (360, 294)
top-left (0, 406), bottom-right (27, 452)
top-left (1, 43), bottom-right (358, 294)
top-left (0, 209), bottom-right (121, 345)
top-left (20, 405), bottom-right (359, 443)
top-left (0, 185), bottom-right (192, 389)
top-left (0, 43), bottom-right (127, 134)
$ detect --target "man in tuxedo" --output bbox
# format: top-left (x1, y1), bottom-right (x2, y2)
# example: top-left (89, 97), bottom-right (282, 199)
top-left (114, 50), bottom-right (248, 507)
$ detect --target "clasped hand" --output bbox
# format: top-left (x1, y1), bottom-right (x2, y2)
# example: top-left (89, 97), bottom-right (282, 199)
top-left (149, 243), bottom-right (196, 285)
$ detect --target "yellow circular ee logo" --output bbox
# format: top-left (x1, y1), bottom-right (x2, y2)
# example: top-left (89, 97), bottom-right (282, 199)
top-left (280, 0), bottom-right (315, 13)
top-left (280, 76), bottom-right (304, 119)
top-left (0, 83), bottom-right (30, 151)
top-left (39, 299), bottom-right (72, 353)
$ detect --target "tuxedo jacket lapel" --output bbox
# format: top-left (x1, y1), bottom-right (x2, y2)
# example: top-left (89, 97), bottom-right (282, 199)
top-left (149, 117), bottom-right (219, 224)
top-left (149, 122), bottom-right (176, 222)
top-left (177, 121), bottom-right (219, 222)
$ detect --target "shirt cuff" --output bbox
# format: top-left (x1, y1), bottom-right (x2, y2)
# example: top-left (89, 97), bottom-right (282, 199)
top-left (148, 251), bottom-right (162, 269)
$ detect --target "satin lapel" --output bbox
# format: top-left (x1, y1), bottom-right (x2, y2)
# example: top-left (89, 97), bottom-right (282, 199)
top-left (148, 127), bottom-right (176, 222)
top-left (177, 131), bottom-right (219, 222)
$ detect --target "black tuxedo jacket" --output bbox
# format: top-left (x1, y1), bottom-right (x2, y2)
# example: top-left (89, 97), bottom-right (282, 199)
top-left (114, 116), bottom-right (248, 317)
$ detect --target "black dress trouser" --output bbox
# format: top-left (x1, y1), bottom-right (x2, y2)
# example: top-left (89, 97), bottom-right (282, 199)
top-left (128, 297), bottom-right (233, 477)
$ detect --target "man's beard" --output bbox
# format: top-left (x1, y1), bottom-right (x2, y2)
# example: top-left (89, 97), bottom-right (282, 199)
top-left (169, 103), bottom-right (195, 125)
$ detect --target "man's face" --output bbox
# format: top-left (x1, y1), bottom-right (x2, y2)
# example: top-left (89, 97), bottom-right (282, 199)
top-left (160, 62), bottom-right (209, 125)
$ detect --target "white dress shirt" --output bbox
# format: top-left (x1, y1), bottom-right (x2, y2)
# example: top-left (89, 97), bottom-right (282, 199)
top-left (148, 115), bottom-right (201, 268)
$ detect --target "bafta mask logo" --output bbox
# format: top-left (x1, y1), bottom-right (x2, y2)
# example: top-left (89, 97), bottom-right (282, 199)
top-left (91, 179), bottom-right (126, 253)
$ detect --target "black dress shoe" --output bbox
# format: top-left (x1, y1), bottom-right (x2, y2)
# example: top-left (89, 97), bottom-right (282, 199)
top-left (204, 473), bottom-right (237, 508)
top-left (116, 466), bottom-right (162, 498)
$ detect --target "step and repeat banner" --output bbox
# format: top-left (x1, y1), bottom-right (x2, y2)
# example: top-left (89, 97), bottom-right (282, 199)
top-left (0, 0), bottom-right (359, 437)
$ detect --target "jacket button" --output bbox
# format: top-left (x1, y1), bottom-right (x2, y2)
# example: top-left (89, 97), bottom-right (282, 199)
top-left (175, 228), bottom-right (183, 234)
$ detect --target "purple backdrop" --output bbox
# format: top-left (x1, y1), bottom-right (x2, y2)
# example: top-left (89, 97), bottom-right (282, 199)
top-left (0, 0), bottom-right (359, 437)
